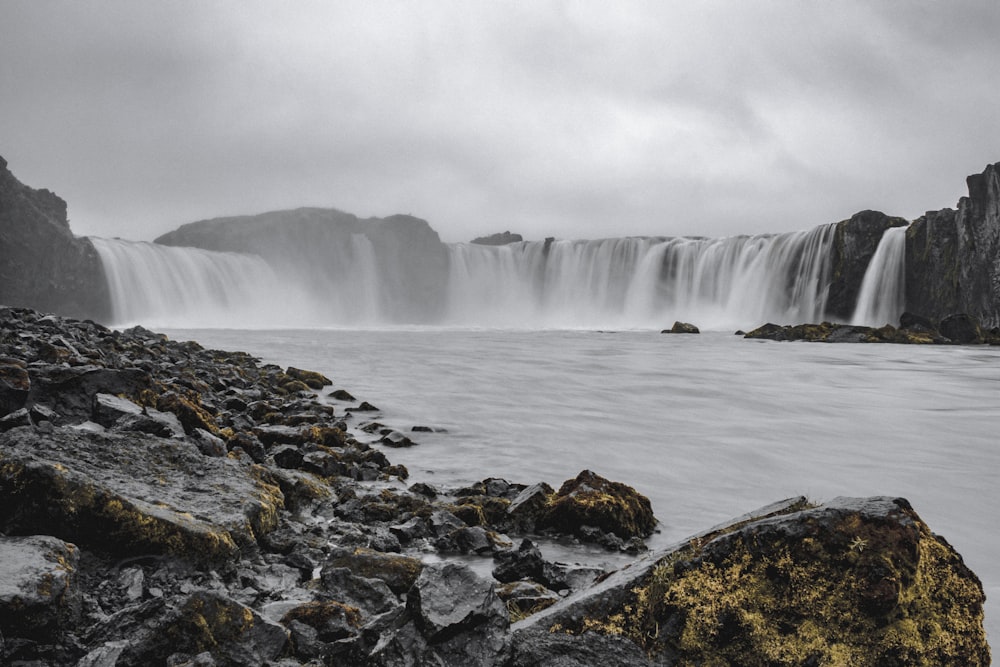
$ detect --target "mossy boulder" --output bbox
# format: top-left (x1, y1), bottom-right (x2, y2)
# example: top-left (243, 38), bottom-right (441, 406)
top-left (325, 547), bottom-right (424, 594)
top-left (0, 427), bottom-right (284, 566)
top-left (515, 496), bottom-right (990, 666)
top-left (285, 366), bottom-right (333, 390)
top-left (537, 470), bottom-right (656, 541)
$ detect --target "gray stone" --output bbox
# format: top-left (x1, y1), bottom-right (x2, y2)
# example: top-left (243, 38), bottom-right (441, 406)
top-left (0, 534), bottom-right (81, 639)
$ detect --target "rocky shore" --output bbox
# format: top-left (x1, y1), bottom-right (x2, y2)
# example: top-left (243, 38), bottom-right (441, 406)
top-left (744, 311), bottom-right (1000, 345)
top-left (0, 306), bottom-right (991, 665)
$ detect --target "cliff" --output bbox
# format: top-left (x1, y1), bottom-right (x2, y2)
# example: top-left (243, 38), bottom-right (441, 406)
top-left (155, 208), bottom-right (450, 322)
top-left (906, 162), bottom-right (1000, 327)
top-left (826, 210), bottom-right (909, 321)
top-left (0, 156), bottom-right (110, 321)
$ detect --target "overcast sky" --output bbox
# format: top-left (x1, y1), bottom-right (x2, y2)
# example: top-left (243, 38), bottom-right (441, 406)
top-left (2, 1), bottom-right (999, 243)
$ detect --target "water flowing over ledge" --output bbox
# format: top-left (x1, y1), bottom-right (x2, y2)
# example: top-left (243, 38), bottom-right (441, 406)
top-left (91, 224), bottom-right (877, 330)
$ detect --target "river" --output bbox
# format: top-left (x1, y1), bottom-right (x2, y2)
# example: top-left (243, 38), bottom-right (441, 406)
top-left (164, 327), bottom-right (1000, 643)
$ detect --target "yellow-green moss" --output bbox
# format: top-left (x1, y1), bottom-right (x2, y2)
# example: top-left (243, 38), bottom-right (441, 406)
top-left (569, 507), bottom-right (989, 666)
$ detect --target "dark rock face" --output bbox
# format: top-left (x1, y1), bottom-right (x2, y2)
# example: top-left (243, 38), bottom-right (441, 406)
top-left (155, 207), bottom-right (450, 323)
top-left (515, 497), bottom-right (990, 666)
top-left (826, 210), bottom-right (909, 320)
top-left (0, 535), bottom-right (81, 640)
top-left (0, 155), bottom-right (111, 321)
top-left (471, 231), bottom-right (524, 245)
top-left (906, 162), bottom-right (1000, 327)
top-left (744, 316), bottom-right (996, 345)
top-left (661, 321), bottom-right (699, 334)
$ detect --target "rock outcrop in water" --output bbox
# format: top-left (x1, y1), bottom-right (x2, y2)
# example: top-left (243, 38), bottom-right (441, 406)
top-left (0, 155), bottom-right (111, 321)
top-left (906, 162), bottom-right (1000, 328)
top-left (825, 210), bottom-right (909, 321)
top-left (154, 208), bottom-right (450, 323)
top-left (743, 313), bottom-right (1000, 345)
top-left (471, 231), bottom-right (523, 245)
top-left (0, 307), bottom-right (990, 665)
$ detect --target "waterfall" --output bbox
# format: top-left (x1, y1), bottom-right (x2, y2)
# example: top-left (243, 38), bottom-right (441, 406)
top-left (851, 226), bottom-right (907, 327)
top-left (91, 238), bottom-right (318, 328)
top-left (93, 224), bottom-right (848, 330)
top-left (446, 224), bottom-right (837, 329)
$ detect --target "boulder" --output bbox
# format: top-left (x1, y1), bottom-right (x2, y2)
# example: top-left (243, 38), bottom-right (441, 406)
top-left (325, 547), bottom-right (423, 595)
top-left (515, 496), bottom-right (990, 666)
top-left (91, 392), bottom-right (144, 427)
top-left (0, 535), bottom-right (81, 639)
top-left (284, 366), bottom-right (332, 389)
top-left (27, 365), bottom-right (152, 423)
top-left (119, 591), bottom-right (289, 667)
top-left (406, 561), bottom-right (509, 644)
top-left (0, 427), bottom-right (284, 566)
top-left (661, 321), bottom-right (700, 334)
top-left (939, 313), bottom-right (983, 344)
top-left (537, 470), bottom-right (656, 542)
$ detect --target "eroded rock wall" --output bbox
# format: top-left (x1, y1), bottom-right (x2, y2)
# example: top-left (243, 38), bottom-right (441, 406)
top-left (0, 156), bottom-right (110, 321)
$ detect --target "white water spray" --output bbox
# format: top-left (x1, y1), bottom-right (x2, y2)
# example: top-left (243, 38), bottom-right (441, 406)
top-left (851, 226), bottom-right (907, 327)
top-left (93, 225), bottom-right (845, 330)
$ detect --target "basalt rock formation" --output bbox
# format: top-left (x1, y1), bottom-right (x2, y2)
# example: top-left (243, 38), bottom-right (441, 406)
top-left (906, 162), bottom-right (1000, 328)
top-left (471, 231), bottom-right (524, 245)
top-left (826, 210), bottom-right (909, 321)
top-left (0, 155), bottom-right (110, 321)
top-left (155, 208), bottom-right (451, 323)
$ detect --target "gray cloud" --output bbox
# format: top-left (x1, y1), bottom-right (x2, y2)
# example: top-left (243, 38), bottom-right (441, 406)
top-left (2, 1), bottom-right (999, 243)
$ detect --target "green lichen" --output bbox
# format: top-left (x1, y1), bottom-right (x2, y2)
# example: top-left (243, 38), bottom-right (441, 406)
top-left (570, 503), bottom-right (989, 666)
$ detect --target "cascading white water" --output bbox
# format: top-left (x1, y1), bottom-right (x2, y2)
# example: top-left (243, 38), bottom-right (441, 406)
top-left (93, 224), bottom-right (846, 330)
top-left (851, 226), bottom-right (907, 327)
top-left (446, 224), bottom-right (838, 329)
top-left (91, 238), bottom-right (320, 328)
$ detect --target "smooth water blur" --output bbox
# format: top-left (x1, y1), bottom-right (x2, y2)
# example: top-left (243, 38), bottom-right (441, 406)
top-left (166, 327), bottom-right (1000, 642)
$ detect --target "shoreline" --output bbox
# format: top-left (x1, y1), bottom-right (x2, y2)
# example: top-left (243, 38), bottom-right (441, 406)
top-left (0, 307), bottom-right (990, 665)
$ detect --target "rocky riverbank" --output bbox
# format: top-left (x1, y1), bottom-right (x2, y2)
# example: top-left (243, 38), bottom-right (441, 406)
top-left (0, 306), bottom-right (991, 665)
top-left (744, 311), bottom-right (1000, 344)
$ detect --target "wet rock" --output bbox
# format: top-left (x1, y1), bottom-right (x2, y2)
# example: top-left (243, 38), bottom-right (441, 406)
top-left (537, 469), bottom-right (656, 542)
top-left (0, 427), bottom-right (284, 566)
top-left (0, 358), bottom-right (30, 416)
top-left (271, 444), bottom-right (305, 469)
top-left (515, 496), bottom-right (990, 666)
top-left (326, 547), bottom-right (423, 595)
top-left (348, 401), bottom-right (380, 412)
top-left (380, 430), bottom-right (416, 448)
top-left (328, 388), bottom-right (356, 401)
top-left (506, 482), bottom-right (554, 533)
top-left (493, 539), bottom-right (546, 583)
top-left (28, 365), bottom-right (151, 423)
top-left (496, 580), bottom-right (560, 620)
top-left (284, 366), bottom-right (332, 390)
top-left (0, 406), bottom-right (34, 430)
top-left (939, 313), bottom-right (983, 344)
top-left (319, 567), bottom-right (400, 617)
top-left (91, 392), bottom-right (144, 427)
top-left (661, 321), bottom-right (699, 334)
top-left (406, 561), bottom-right (509, 644)
top-left (189, 428), bottom-right (227, 457)
top-left (435, 525), bottom-right (508, 555)
top-left (120, 591), bottom-right (288, 667)
top-left (0, 535), bottom-right (81, 639)
top-left (156, 391), bottom-right (219, 436)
